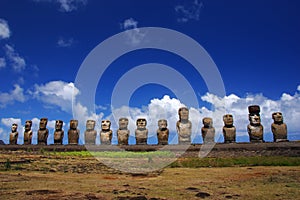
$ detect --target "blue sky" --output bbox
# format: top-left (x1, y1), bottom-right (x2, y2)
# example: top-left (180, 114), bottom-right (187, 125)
top-left (0, 0), bottom-right (299, 145)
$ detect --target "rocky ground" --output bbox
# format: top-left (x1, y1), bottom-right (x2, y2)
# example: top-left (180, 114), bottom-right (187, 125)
top-left (0, 142), bottom-right (299, 199)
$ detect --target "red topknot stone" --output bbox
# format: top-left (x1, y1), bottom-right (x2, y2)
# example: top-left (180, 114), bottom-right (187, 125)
top-left (248, 105), bottom-right (260, 114)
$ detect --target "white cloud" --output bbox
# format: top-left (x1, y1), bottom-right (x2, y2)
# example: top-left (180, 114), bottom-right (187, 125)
top-left (0, 19), bottom-right (10, 39)
top-left (0, 57), bottom-right (6, 68)
top-left (31, 81), bottom-right (79, 113)
top-left (175, 0), bottom-right (203, 23)
top-left (297, 85), bottom-right (300, 92)
top-left (34, 0), bottom-right (87, 12)
top-left (57, 37), bottom-right (74, 47)
top-left (4, 44), bottom-right (26, 72)
top-left (0, 85), bottom-right (26, 108)
top-left (120, 18), bottom-right (146, 46)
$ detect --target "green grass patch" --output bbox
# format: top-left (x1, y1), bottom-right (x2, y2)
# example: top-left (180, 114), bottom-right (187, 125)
top-left (168, 156), bottom-right (300, 168)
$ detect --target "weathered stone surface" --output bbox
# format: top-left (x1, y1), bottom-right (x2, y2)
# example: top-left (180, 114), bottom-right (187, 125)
top-left (100, 120), bottom-right (112, 145)
top-left (37, 118), bottom-right (49, 145)
top-left (271, 112), bottom-right (288, 142)
top-left (85, 120), bottom-right (97, 145)
top-left (176, 107), bottom-right (192, 144)
top-left (117, 118), bottom-right (129, 145)
top-left (201, 117), bottom-right (215, 143)
top-left (9, 123), bottom-right (18, 145)
top-left (247, 105), bottom-right (264, 143)
top-left (68, 120), bottom-right (79, 145)
top-left (135, 118), bottom-right (148, 145)
top-left (23, 120), bottom-right (33, 145)
top-left (157, 119), bottom-right (169, 145)
top-left (54, 120), bottom-right (64, 145)
top-left (223, 114), bottom-right (236, 143)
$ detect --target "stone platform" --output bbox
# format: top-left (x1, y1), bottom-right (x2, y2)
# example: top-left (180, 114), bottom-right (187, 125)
top-left (1, 141), bottom-right (300, 157)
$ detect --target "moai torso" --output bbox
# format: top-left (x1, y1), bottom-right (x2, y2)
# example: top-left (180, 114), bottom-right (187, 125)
top-left (157, 119), bottom-right (169, 145)
top-left (271, 112), bottom-right (288, 142)
top-left (68, 120), bottom-right (79, 145)
top-left (100, 120), bottom-right (112, 145)
top-left (247, 105), bottom-right (264, 143)
top-left (117, 118), bottom-right (129, 145)
top-left (9, 123), bottom-right (18, 145)
top-left (84, 120), bottom-right (97, 145)
top-left (176, 107), bottom-right (192, 144)
top-left (201, 117), bottom-right (215, 143)
top-left (37, 118), bottom-right (49, 145)
top-left (24, 120), bottom-right (33, 145)
top-left (223, 114), bottom-right (236, 143)
top-left (135, 118), bottom-right (148, 145)
top-left (54, 120), bottom-right (64, 145)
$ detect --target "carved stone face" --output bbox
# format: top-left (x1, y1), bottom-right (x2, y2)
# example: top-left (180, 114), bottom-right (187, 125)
top-left (223, 114), bottom-right (233, 126)
top-left (249, 113), bottom-right (261, 125)
top-left (25, 120), bottom-right (32, 131)
top-left (158, 119), bottom-right (167, 129)
top-left (39, 118), bottom-right (48, 129)
top-left (203, 117), bottom-right (213, 127)
top-left (55, 120), bottom-right (63, 130)
top-left (70, 120), bottom-right (78, 129)
top-left (86, 120), bottom-right (96, 130)
top-left (101, 120), bottom-right (111, 130)
top-left (272, 112), bottom-right (283, 123)
top-left (11, 123), bottom-right (18, 132)
top-left (136, 118), bottom-right (147, 129)
top-left (179, 107), bottom-right (189, 120)
top-left (119, 118), bottom-right (128, 129)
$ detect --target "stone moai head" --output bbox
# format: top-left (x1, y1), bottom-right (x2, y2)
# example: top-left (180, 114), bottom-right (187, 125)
top-left (223, 114), bottom-right (234, 126)
top-left (272, 112), bottom-right (283, 124)
top-left (119, 118), bottom-right (129, 129)
top-left (11, 123), bottom-right (18, 132)
top-left (25, 120), bottom-right (32, 131)
top-left (101, 120), bottom-right (111, 131)
top-left (136, 118), bottom-right (147, 129)
top-left (178, 107), bottom-right (189, 121)
top-left (203, 117), bottom-right (213, 128)
top-left (86, 120), bottom-right (96, 130)
top-left (158, 119), bottom-right (168, 130)
top-left (55, 120), bottom-right (63, 130)
top-left (248, 105), bottom-right (261, 126)
top-left (70, 120), bottom-right (78, 129)
top-left (39, 118), bottom-right (48, 129)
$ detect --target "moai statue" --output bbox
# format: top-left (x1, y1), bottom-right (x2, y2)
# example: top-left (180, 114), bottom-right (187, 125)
top-left (100, 119), bottom-right (113, 145)
top-left (54, 120), bottom-right (64, 145)
top-left (201, 117), bottom-right (215, 143)
top-left (37, 118), bottom-right (49, 145)
top-left (176, 107), bottom-right (192, 144)
top-left (135, 118), bottom-right (148, 145)
top-left (271, 112), bottom-right (288, 142)
top-left (23, 120), bottom-right (33, 145)
top-left (84, 120), bottom-right (97, 145)
top-left (68, 120), bottom-right (79, 145)
top-left (223, 114), bottom-right (236, 143)
top-left (157, 119), bottom-right (169, 145)
top-left (9, 123), bottom-right (18, 145)
top-left (117, 118), bottom-right (130, 145)
top-left (247, 105), bottom-right (264, 143)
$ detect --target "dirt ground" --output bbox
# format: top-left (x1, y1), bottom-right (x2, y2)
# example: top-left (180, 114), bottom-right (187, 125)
top-left (0, 151), bottom-right (299, 200)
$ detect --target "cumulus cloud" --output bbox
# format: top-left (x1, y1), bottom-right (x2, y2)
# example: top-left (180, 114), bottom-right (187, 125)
top-left (120, 18), bottom-right (146, 46)
top-left (57, 37), bottom-right (74, 47)
top-left (34, 0), bottom-right (88, 12)
top-left (0, 84), bottom-right (26, 108)
top-left (0, 57), bottom-right (6, 68)
top-left (4, 44), bottom-right (26, 72)
top-left (0, 19), bottom-right (10, 39)
top-left (31, 81), bottom-right (79, 113)
top-left (175, 0), bottom-right (203, 23)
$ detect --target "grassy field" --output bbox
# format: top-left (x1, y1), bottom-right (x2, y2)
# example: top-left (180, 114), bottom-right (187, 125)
top-left (1, 150), bottom-right (300, 199)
